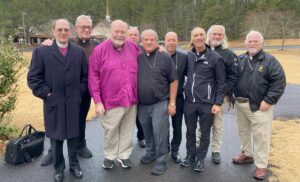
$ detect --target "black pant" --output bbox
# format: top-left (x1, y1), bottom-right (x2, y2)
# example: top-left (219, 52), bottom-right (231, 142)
top-left (78, 92), bottom-right (91, 148)
top-left (184, 101), bottom-right (214, 160)
top-left (51, 137), bottom-right (80, 173)
top-left (136, 116), bottom-right (144, 140)
top-left (170, 94), bottom-right (184, 152)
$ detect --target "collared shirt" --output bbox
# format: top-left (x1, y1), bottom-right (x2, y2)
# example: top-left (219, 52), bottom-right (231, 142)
top-left (88, 39), bottom-right (140, 110)
top-left (138, 49), bottom-right (178, 105)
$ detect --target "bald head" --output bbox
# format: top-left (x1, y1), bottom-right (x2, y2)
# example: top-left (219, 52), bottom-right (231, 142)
top-left (190, 27), bottom-right (206, 52)
top-left (52, 19), bottom-right (71, 44)
top-left (110, 19), bottom-right (129, 49)
top-left (53, 19), bottom-right (70, 30)
top-left (127, 27), bottom-right (140, 44)
top-left (164, 32), bottom-right (178, 55)
top-left (110, 20), bottom-right (128, 31)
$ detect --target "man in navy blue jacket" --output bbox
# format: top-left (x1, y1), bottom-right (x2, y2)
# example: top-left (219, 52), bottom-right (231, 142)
top-left (28, 19), bottom-right (87, 182)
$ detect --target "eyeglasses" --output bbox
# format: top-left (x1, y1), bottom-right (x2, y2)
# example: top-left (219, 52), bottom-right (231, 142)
top-left (77, 25), bottom-right (92, 30)
top-left (56, 28), bottom-right (70, 33)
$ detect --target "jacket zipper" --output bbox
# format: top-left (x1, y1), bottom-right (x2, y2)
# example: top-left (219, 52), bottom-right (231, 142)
top-left (192, 73), bottom-right (196, 102)
top-left (208, 83), bottom-right (211, 100)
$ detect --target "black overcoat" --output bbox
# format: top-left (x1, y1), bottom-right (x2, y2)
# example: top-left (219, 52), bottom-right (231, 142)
top-left (27, 41), bottom-right (88, 141)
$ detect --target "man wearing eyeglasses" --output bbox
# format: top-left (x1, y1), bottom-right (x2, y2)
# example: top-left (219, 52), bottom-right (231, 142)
top-left (28, 19), bottom-right (87, 181)
top-left (40, 15), bottom-right (99, 166)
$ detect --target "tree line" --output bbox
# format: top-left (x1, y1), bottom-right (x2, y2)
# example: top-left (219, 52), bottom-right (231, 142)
top-left (0, 0), bottom-right (299, 41)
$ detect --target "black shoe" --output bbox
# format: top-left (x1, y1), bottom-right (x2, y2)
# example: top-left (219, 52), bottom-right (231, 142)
top-left (77, 146), bottom-right (93, 158)
top-left (70, 168), bottom-right (83, 179)
top-left (171, 151), bottom-right (181, 163)
top-left (102, 158), bottom-right (114, 169)
top-left (151, 162), bottom-right (167, 175)
top-left (212, 152), bottom-right (221, 164)
top-left (140, 154), bottom-right (156, 164)
top-left (54, 171), bottom-right (64, 182)
top-left (138, 139), bottom-right (146, 148)
top-left (194, 159), bottom-right (205, 172)
top-left (41, 152), bottom-right (53, 166)
top-left (180, 155), bottom-right (195, 167)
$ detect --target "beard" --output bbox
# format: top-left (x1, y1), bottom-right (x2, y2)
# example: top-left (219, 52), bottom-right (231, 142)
top-left (210, 40), bottom-right (222, 47)
top-left (112, 39), bottom-right (125, 48)
top-left (248, 47), bottom-right (259, 56)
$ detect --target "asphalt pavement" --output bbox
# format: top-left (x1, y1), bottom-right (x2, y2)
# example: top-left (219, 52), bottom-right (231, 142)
top-left (0, 84), bottom-right (299, 182)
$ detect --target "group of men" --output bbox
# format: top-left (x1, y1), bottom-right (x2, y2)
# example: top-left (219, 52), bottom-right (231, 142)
top-left (27, 14), bottom-right (286, 182)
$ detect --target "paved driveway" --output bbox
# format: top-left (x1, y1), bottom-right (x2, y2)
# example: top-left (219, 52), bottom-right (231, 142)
top-left (0, 84), bottom-right (299, 182)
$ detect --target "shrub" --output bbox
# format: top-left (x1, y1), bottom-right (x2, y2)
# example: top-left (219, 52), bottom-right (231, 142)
top-left (0, 38), bottom-right (26, 139)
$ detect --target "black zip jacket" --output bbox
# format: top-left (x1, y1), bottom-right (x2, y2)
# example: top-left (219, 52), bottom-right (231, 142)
top-left (171, 51), bottom-right (188, 95)
top-left (185, 47), bottom-right (226, 105)
top-left (213, 45), bottom-right (238, 95)
top-left (235, 50), bottom-right (286, 112)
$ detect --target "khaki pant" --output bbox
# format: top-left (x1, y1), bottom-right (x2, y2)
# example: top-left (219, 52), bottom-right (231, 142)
top-left (99, 105), bottom-right (137, 160)
top-left (235, 101), bottom-right (273, 168)
top-left (196, 105), bottom-right (223, 153)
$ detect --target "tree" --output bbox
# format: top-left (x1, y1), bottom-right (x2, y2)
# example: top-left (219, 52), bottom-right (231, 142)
top-left (272, 11), bottom-right (297, 50)
top-left (244, 11), bottom-right (276, 39)
top-left (0, 38), bottom-right (26, 139)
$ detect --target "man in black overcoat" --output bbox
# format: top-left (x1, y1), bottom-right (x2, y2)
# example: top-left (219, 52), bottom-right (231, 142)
top-left (27, 19), bottom-right (87, 182)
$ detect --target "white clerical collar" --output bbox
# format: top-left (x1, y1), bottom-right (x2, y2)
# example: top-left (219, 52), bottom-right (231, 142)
top-left (56, 40), bottom-right (68, 48)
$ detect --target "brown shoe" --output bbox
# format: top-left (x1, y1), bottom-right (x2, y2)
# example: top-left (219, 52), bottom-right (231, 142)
top-left (232, 153), bottom-right (254, 164)
top-left (253, 167), bottom-right (267, 180)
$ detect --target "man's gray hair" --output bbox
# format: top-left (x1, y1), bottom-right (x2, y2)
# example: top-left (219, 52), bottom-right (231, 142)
top-left (141, 29), bottom-right (159, 41)
top-left (110, 19), bottom-right (129, 30)
top-left (206, 25), bottom-right (229, 49)
top-left (245, 30), bottom-right (264, 44)
top-left (76, 15), bottom-right (92, 26)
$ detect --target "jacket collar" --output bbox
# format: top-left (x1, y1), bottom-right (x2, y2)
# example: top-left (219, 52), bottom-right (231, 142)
top-left (246, 49), bottom-right (264, 62)
top-left (50, 40), bottom-right (75, 69)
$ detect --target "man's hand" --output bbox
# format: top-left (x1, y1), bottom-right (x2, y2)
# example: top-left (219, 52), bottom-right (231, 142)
top-left (168, 102), bottom-right (176, 116)
top-left (211, 104), bottom-right (221, 114)
top-left (95, 102), bottom-right (105, 116)
top-left (260, 100), bottom-right (272, 112)
top-left (158, 46), bottom-right (165, 52)
top-left (41, 39), bottom-right (54, 46)
top-left (225, 95), bottom-right (231, 111)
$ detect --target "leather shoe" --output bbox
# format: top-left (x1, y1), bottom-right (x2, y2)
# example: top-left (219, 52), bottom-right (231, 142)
top-left (180, 155), bottom-right (195, 167)
top-left (171, 151), bottom-right (181, 163)
top-left (138, 139), bottom-right (146, 148)
top-left (70, 168), bottom-right (83, 179)
top-left (212, 152), bottom-right (221, 164)
top-left (77, 146), bottom-right (93, 158)
top-left (54, 171), bottom-right (64, 182)
top-left (41, 152), bottom-right (53, 166)
top-left (232, 153), bottom-right (254, 164)
top-left (253, 167), bottom-right (267, 180)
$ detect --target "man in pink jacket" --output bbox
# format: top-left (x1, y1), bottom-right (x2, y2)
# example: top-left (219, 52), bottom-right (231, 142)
top-left (88, 19), bottom-right (140, 169)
